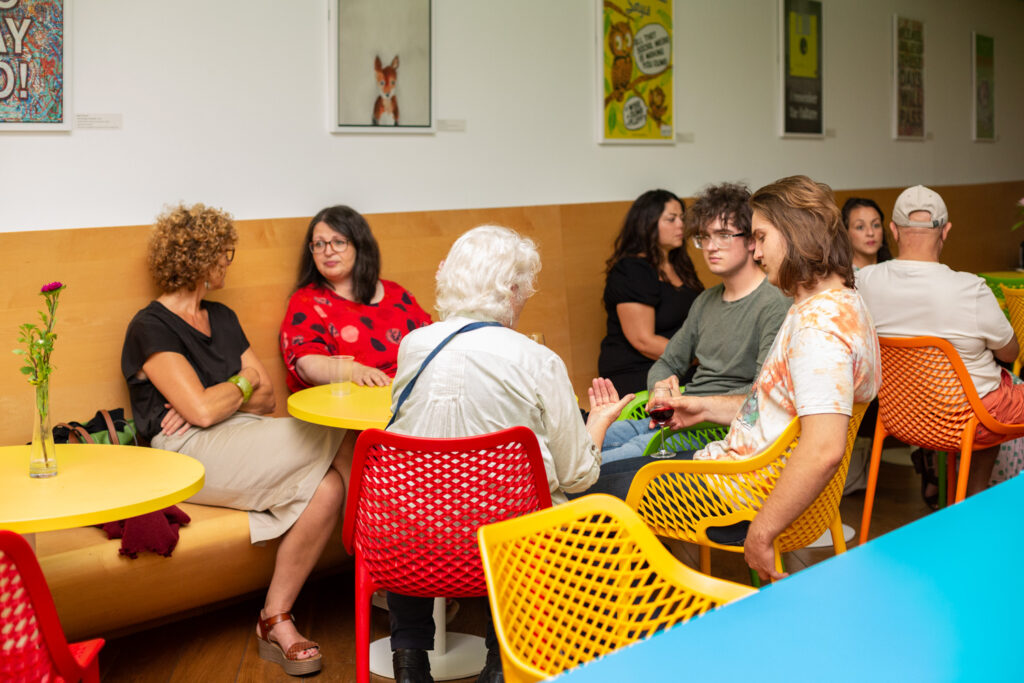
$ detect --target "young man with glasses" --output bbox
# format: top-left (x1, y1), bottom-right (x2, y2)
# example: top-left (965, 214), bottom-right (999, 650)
top-left (600, 182), bottom-right (790, 463)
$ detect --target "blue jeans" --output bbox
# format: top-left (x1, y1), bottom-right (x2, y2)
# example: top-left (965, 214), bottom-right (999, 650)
top-left (601, 418), bottom-right (657, 463)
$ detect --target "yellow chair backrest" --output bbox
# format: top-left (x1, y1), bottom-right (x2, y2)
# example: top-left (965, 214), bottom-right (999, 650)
top-left (477, 494), bottom-right (754, 683)
top-left (1000, 285), bottom-right (1024, 376)
top-left (626, 404), bottom-right (868, 562)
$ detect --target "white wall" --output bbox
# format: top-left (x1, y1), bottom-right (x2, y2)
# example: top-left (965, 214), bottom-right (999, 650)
top-left (1, 0), bottom-right (1021, 232)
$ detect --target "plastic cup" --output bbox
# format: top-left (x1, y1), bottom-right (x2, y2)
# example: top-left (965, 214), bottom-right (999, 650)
top-left (329, 355), bottom-right (354, 396)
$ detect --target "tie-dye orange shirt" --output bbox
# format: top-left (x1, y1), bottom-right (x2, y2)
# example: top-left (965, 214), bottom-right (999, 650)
top-left (696, 287), bottom-right (880, 462)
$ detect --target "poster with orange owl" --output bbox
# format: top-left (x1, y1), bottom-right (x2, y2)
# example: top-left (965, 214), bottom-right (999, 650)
top-left (598, 1), bottom-right (673, 144)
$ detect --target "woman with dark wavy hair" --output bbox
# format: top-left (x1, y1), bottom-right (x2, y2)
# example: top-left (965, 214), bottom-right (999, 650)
top-left (598, 189), bottom-right (704, 395)
top-left (841, 197), bottom-right (893, 269)
top-left (280, 205), bottom-right (431, 392)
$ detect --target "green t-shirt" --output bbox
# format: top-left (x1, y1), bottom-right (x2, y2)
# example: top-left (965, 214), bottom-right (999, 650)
top-left (647, 277), bottom-right (791, 396)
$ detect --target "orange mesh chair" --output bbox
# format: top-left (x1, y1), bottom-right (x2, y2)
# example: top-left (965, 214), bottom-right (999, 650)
top-left (341, 426), bottom-right (553, 683)
top-left (625, 404), bottom-right (868, 578)
top-left (859, 336), bottom-right (1024, 544)
top-left (1000, 285), bottom-right (1024, 376)
top-left (477, 494), bottom-right (754, 683)
top-left (0, 530), bottom-right (104, 682)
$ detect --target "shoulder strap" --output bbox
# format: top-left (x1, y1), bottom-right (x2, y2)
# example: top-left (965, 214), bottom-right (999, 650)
top-left (386, 321), bottom-right (501, 428)
top-left (99, 409), bottom-right (120, 445)
top-left (55, 422), bottom-right (94, 444)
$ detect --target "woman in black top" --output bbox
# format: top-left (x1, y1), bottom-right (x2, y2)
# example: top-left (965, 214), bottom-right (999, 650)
top-left (598, 189), bottom-right (703, 395)
top-left (121, 204), bottom-right (347, 676)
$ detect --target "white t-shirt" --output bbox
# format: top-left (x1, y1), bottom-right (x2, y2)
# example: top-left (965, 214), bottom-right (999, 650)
top-left (856, 260), bottom-right (1013, 396)
top-left (696, 287), bottom-right (880, 462)
top-left (387, 316), bottom-right (600, 504)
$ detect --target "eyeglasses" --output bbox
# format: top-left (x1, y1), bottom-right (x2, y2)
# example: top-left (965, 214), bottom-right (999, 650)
top-left (691, 231), bottom-right (746, 250)
top-left (223, 248), bottom-right (235, 263)
top-left (309, 238), bottom-right (350, 254)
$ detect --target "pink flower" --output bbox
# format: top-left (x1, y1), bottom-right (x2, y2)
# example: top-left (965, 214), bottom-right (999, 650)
top-left (40, 282), bottom-right (63, 293)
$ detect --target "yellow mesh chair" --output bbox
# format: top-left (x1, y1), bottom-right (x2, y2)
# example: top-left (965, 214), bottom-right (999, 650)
top-left (477, 494), bottom-right (754, 683)
top-left (625, 404), bottom-right (868, 578)
top-left (999, 285), bottom-right (1024, 376)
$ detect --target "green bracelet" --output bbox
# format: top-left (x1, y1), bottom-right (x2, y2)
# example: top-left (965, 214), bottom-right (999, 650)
top-left (228, 374), bottom-right (254, 403)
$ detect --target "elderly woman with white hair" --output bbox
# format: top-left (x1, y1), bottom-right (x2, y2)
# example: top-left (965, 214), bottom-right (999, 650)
top-left (384, 225), bottom-right (632, 683)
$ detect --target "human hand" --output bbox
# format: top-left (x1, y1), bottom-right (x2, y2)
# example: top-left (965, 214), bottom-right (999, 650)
top-left (659, 395), bottom-right (706, 431)
top-left (744, 527), bottom-right (788, 583)
top-left (161, 404), bottom-right (193, 436)
top-left (652, 375), bottom-right (681, 397)
top-left (352, 363), bottom-right (391, 387)
top-left (586, 378), bottom-right (634, 429)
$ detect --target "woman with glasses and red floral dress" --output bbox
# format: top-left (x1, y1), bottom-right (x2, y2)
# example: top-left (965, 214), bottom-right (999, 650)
top-left (280, 206), bottom-right (432, 393)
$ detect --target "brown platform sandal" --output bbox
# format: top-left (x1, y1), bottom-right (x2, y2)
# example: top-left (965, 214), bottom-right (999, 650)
top-left (256, 612), bottom-right (323, 676)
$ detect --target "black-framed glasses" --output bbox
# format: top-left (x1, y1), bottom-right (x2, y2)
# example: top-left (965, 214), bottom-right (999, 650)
top-left (691, 232), bottom-right (746, 250)
top-left (309, 238), bottom-right (350, 254)
top-left (223, 248), bottom-right (235, 263)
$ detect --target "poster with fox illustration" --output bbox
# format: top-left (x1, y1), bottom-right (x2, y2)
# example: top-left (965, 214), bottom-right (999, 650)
top-left (598, 0), bottom-right (673, 144)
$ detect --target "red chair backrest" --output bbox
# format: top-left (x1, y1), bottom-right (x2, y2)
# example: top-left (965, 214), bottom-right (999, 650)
top-left (0, 530), bottom-right (77, 682)
top-left (341, 426), bottom-right (553, 598)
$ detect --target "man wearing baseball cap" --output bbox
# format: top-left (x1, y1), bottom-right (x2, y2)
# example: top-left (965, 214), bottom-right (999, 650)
top-left (857, 184), bottom-right (1020, 499)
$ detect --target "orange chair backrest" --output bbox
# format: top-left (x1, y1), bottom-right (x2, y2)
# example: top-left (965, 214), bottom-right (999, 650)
top-left (341, 426), bottom-right (553, 598)
top-left (1000, 285), bottom-right (1024, 352)
top-left (876, 336), bottom-right (1004, 451)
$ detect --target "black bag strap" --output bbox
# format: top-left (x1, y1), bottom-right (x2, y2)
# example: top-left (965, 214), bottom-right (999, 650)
top-left (386, 321), bottom-right (501, 428)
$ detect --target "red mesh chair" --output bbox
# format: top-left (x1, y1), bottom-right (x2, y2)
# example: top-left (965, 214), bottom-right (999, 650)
top-left (0, 530), bottom-right (104, 683)
top-left (859, 336), bottom-right (1024, 544)
top-left (341, 426), bottom-right (553, 683)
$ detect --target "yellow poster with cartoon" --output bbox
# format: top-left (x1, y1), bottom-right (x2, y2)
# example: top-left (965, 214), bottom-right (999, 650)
top-left (600, 1), bottom-right (673, 143)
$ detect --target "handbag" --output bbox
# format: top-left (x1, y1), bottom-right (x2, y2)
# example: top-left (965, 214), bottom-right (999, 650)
top-left (53, 408), bottom-right (138, 446)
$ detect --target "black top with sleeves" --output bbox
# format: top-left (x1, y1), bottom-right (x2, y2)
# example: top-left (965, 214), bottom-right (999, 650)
top-left (597, 257), bottom-right (699, 395)
top-left (121, 300), bottom-right (248, 440)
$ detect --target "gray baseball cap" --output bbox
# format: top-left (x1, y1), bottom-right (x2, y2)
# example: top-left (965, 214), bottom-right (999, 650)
top-left (892, 185), bottom-right (949, 227)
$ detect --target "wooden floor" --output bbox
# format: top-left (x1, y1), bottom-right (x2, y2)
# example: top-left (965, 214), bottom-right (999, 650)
top-left (98, 460), bottom-right (934, 682)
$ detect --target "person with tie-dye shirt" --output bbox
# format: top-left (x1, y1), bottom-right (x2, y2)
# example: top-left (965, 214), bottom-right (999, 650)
top-left (588, 176), bottom-right (880, 582)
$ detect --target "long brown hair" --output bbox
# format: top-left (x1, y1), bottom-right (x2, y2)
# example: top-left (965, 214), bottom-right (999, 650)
top-left (606, 189), bottom-right (703, 292)
top-left (750, 176), bottom-right (854, 297)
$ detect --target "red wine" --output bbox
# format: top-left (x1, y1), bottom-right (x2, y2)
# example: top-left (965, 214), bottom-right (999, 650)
top-left (648, 407), bottom-right (673, 424)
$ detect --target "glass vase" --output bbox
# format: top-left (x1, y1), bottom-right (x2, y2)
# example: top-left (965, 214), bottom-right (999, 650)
top-left (29, 381), bottom-right (57, 478)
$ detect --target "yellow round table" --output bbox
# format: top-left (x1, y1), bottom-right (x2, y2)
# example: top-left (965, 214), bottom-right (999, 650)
top-left (0, 444), bottom-right (205, 534)
top-left (286, 383), bottom-right (393, 430)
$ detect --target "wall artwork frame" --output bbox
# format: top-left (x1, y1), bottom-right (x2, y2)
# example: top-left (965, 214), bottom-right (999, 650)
top-left (972, 32), bottom-right (994, 142)
top-left (893, 15), bottom-right (924, 140)
top-left (779, 0), bottom-right (823, 138)
top-left (0, 0), bottom-right (71, 131)
top-left (328, 0), bottom-right (434, 134)
top-left (597, 0), bottom-right (674, 145)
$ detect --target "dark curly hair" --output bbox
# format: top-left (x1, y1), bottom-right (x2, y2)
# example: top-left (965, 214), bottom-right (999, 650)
top-left (685, 182), bottom-right (752, 240)
top-left (841, 197), bottom-right (893, 263)
top-left (294, 205), bottom-right (381, 304)
top-left (606, 189), bottom-right (703, 293)
top-left (147, 203), bottom-right (237, 294)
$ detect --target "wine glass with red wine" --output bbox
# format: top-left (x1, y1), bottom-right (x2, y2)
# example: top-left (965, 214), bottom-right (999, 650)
top-left (648, 386), bottom-right (674, 459)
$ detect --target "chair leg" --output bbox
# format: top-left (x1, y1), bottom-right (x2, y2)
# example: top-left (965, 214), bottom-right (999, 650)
top-left (955, 445), bottom-right (973, 504)
top-left (699, 544), bottom-right (711, 575)
top-left (355, 559), bottom-right (373, 683)
top-left (748, 568), bottom-right (761, 587)
top-left (947, 452), bottom-right (957, 506)
top-left (858, 422), bottom-right (887, 545)
top-left (937, 453), bottom-right (947, 509)
top-left (829, 515), bottom-right (847, 555)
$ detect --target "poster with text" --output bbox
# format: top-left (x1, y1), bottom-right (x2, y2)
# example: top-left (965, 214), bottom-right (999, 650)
top-left (973, 32), bottom-right (994, 141)
top-left (0, 0), bottom-right (68, 130)
top-left (894, 16), bottom-right (924, 140)
top-left (598, 0), bottom-right (673, 144)
top-left (781, 0), bottom-right (822, 137)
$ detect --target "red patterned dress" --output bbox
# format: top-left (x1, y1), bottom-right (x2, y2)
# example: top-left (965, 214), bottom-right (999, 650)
top-left (280, 280), bottom-right (432, 392)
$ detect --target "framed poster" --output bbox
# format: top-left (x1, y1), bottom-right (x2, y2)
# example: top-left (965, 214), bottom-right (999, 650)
top-left (0, 0), bottom-right (70, 131)
top-left (597, 0), bottom-right (673, 144)
top-left (972, 32), bottom-right (994, 141)
top-left (893, 16), bottom-right (924, 140)
top-left (780, 0), bottom-right (823, 137)
top-left (328, 0), bottom-right (434, 133)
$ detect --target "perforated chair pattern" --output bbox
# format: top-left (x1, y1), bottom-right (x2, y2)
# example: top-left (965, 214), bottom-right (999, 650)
top-left (617, 390), bottom-right (649, 421)
top-left (626, 404), bottom-right (868, 576)
top-left (641, 423), bottom-right (729, 457)
top-left (1000, 285), bottom-right (1024, 376)
top-left (477, 494), bottom-right (754, 683)
top-left (859, 336), bottom-right (1024, 544)
top-left (0, 530), bottom-right (104, 683)
top-left (341, 426), bottom-right (553, 683)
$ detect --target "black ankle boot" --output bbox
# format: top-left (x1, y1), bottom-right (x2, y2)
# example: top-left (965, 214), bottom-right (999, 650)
top-left (475, 649), bottom-right (504, 683)
top-left (393, 648), bottom-right (433, 683)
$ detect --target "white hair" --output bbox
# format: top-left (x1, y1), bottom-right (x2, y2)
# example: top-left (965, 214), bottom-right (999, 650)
top-left (435, 225), bottom-right (541, 326)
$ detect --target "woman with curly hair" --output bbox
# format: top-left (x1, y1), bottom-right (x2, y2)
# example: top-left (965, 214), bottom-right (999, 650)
top-left (121, 203), bottom-right (347, 676)
top-left (279, 205), bottom-right (432, 392)
top-left (598, 189), bottom-right (704, 395)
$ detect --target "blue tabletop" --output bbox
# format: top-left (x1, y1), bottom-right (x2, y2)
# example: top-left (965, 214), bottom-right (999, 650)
top-left (556, 475), bottom-right (1024, 682)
